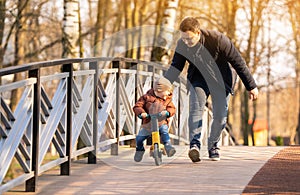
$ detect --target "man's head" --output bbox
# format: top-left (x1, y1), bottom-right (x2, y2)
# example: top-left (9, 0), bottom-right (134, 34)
top-left (179, 16), bottom-right (201, 47)
top-left (153, 76), bottom-right (173, 99)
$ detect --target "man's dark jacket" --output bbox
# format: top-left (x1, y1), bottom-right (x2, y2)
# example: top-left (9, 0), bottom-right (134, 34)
top-left (164, 29), bottom-right (257, 95)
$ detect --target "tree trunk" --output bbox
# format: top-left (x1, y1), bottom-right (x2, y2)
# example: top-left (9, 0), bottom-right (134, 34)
top-left (240, 0), bottom-right (269, 145)
top-left (0, 0), bottom-right (6, 75)
top-left (78, 1), bottom-right (83, 58)
top-left (94, 0), bottom-right (103, 56)
top-left (287, 0), bottom-right (300, 144)
top-left (136, 0), bottom-right (149, 60)
top-left (150, 0), bottom-right (164, 62)
top-left (62, 0), bottom-right (80, 58)
top-left (241, 89), bottom-right (250, 145)
top-left (123, 0), bottom-right (133, 59)
top-left (94, 0), bottom-right (110, 56)
top-left (250, 101), bottom-right (257, 146)
top-left (7, 0), bottom-right (28, 180)
top-left (221, 0), bottom-right (238, 40)
top-left (10, 0), bottom-right (29, 111)
top-left (151, 0), bottom-right (179, 63)
top-left (221, 0), bottom-right (239, 135)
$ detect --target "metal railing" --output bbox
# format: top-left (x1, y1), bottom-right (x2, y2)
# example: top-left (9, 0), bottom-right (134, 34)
top-left (0, 57), bottom-right (234, 193)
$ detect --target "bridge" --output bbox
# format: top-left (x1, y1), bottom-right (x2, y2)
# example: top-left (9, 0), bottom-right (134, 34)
top-left (0, 57), bottom-right (299, 194)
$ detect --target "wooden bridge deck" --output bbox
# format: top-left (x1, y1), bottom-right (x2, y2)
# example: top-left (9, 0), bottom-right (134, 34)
top-left (4, 146), bottom-right (285, 195)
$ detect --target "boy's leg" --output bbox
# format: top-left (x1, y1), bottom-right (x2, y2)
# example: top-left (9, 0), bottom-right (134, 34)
top-left (159, 124), bottom-right (176, 157)
top-left (134, 128), bottom-right (150, 162)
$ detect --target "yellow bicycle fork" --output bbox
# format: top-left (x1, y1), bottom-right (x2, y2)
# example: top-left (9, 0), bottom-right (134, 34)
top-left (150, 131), bottom-right (166, 155)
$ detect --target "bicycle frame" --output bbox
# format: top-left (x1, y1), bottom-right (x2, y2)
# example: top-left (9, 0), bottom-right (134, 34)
top-left (149, 113), bottom-right (166, 165)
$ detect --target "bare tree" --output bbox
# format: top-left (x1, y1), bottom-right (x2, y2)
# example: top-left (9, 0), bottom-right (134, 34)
top-left (239, 0), bottom-right (270, 145)
top-left (286, 0), bottom-right (300, 144)
top-left (136, 0), bottom-right (150, 59)
top-left (94, 0), bottom-right (112, 56)
top-left (0, 0), bottom-right (6, 73)
top-left (151, 0), bottom-right (179, 63)
top-left (123, 0), bottom-right (134, 59)
top-left (10, 0), bottom-right (30, 111)
top-left (62, 0), bottom-right (81, 58)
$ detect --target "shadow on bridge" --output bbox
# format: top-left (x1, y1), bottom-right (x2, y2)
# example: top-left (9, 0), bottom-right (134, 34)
top-left (4, 146), bottom-right (286, 195)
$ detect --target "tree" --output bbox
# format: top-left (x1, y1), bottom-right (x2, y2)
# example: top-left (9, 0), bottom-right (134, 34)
top-left (239, 0), bottom-right (270, 145)
top-left (94, 0), bottom-right (111, 56)
top-left (151, 0), bottom-right (179, 63)
top-left (286, 0), bottom-right (300, 144)
top-left (0, 0), bottom-right (6, 74)
top-left (62, 0), bottom-right (81, 58)
top-left (10, 0), bottom-right (29, 111)
top-left (123, 0), bottom-right (135, 59)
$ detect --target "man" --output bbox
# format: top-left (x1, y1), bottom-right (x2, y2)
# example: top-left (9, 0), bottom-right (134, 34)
top-left (164, 16), bottom-right (259, 162)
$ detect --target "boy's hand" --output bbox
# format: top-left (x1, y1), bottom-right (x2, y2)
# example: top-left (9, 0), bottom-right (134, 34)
top-left (160, 110), bottom-right (170, 117)
top-left (138, 112), bottom-right (149, 119)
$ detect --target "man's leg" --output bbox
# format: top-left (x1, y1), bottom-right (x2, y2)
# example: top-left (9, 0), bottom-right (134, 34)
top-left (208, 93), bottom-right (230, 161)
top-left (188, 86), bottom-right (207, 162)
top-left (188, 86), bottom-right (207, 148)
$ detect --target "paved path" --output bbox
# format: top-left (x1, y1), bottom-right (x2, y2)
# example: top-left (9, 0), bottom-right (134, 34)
top-left (4, 146), bottom-right (285, 195)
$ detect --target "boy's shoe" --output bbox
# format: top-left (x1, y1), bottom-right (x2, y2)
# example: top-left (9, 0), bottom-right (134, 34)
top-left (134, 150), bottom-right (145, 162)
top-left (164, 144), bottom-right (176, 157)
top-left (209, 147), bottom-right (220, 161)
top-left (188, 145), bottom-right (201, 162)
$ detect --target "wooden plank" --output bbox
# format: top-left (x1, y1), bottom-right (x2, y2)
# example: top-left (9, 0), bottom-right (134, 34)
top-left (39, 81), bottom-right (67, 165)
top-left (0, 99), bottom-right (33, 183)
top-left (0, 78), bottom-right (36, 92)
top-left (1, 97), bottom-right (15, 121)
top-left (40, 73), bottom-right (69, 83)
top-left (71, 76), bottom-right (93, 150)
top-left (15, 150), bottom-right (30, 173)
top-left (0, 172), bottom-right (34, 194)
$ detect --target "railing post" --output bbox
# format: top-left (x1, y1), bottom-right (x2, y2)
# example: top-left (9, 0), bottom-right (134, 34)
top-left (174, 78), bottom-right (181, 145)
top-left (25, 69), bottom-right (40, 192)
top-left (88, 61), bottom-right (98, 163)
top-left (111, 60), bottom-right (120, 155)
top-left (131, 62), bottom-right (138, 148)
top-left (61, 64), bottom-right (73, 175)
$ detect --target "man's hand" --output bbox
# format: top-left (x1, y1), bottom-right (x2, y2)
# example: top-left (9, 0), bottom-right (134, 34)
top-left (249, 87), bottom-right (259, 101)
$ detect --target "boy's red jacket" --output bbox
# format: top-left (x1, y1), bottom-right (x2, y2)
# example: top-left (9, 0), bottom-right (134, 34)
top-left (133, 89), bottom-right (176, 129)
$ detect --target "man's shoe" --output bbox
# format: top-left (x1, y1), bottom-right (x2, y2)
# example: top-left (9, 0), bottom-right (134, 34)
top-left (209, 147), bottom-right (220, 161)
top-left (165, 144), bottom-right (176, 157)
top-left (188, 146), bottom-right (201, 162)
top-left (134, 150), bottom-right (145, 162)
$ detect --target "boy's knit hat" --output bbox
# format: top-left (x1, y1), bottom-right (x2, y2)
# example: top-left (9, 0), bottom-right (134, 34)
top-left (153, 76), bottom-right (173, 92)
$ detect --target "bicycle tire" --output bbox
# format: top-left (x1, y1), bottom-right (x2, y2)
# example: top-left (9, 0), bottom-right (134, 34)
top-left (153, 143), bottom-right (162, 166)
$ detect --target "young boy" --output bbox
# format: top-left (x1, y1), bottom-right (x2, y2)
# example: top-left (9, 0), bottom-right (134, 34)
top-left (133, 76), bottom-right (176, 162)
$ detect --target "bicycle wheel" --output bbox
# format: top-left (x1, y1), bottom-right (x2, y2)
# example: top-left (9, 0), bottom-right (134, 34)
top-left (153, 143), bottom-right (162, 166)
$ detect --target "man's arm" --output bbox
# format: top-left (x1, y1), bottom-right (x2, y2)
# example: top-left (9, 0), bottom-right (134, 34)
top-left (164, 42), bottom-right (187, 83)
top-left (219, 33), bottom-right (257, 92)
